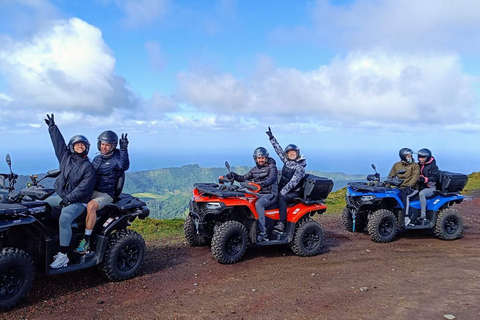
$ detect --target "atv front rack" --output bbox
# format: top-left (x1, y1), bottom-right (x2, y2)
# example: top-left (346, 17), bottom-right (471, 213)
top-left (194, 183), bottom-right (246, 198)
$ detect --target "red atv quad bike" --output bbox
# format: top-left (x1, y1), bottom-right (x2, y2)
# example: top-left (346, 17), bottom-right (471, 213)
top-left (184, 162), bottom-right (334, 264)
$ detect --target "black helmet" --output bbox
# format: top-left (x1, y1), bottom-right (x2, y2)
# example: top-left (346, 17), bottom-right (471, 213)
top-left (284, 144), bottom-right (300, 158)
top-left (97, 130), bottom-right (118, 154)
top-left (417, 148), bottom-right (432, 162)
top-left (399, 148), bottom-right (413, 162)
top-left (253, 147), bottom-right (269, 164)
top-left (68, 135), bottom-right (90, 156)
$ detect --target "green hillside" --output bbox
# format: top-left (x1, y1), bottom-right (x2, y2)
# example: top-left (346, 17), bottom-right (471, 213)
top-left (123, 164), bottom-right (364, 219)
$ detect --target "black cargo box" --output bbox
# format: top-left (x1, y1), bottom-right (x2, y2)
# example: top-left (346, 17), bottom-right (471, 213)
top-left (115, 193), bottom-right (147, 212)
top-left (437, 171), bottom-right (468, 193)
top-left (302, 174), bottom-right (334, 201)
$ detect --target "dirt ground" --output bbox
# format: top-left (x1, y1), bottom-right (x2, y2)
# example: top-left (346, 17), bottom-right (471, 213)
top-left (4, 198), bottom-right (480, 320)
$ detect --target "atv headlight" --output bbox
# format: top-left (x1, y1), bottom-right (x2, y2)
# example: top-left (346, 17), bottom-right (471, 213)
top-left (360, 195), bottom-right (375, 201)
top-left (206, 202), bottom-right (222, 210)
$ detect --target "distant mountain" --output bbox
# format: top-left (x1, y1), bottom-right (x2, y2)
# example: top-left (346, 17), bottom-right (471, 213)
top-left (123, 164), bottom-right (366, 219)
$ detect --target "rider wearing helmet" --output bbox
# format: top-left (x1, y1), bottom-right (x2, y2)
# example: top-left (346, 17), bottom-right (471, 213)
top-left (388, 148), bottom-right (420, 226)
top-left (388, 148), bottom-right (420, 188)
top-left (226, 147), bottom-right (278, 242)
top-left (417, 148), bottom-right (439, 222)
top-left (266, 127), bottom-right (306, 234)
top-left (44, 114), bottom-right (96, 269)
top-left (75, 130), bottom-right (130, 253)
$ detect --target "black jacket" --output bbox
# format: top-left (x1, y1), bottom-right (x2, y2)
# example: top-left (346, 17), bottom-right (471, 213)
top-left (235, 157), bottom-right (278, 195)
top-left (418, 157), bottom-right (439, 190)
top-left (92, 148), bottom-right (130, 198)
top-left (48, 125), bottom-right (96, 204)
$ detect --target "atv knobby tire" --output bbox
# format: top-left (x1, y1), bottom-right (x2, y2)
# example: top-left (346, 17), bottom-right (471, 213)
top-left (0, 248), bottom-right (34, 311)
top-left (184, 215), bottom-right (210, 246)
top-left (368, 209), bottom-right (397, 243)
top-left (290, 219), bottom-right (325, 257)
top-left (211, 221), bottom-right (248, 264)
top-left (100, 230), bottom-right (146, 281)
top-left (434, 208), bottom-right (463, 240)
top-left (341, 207), bottom-right (367, 232)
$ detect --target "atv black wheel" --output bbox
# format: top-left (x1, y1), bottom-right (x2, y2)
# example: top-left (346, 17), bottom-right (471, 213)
top-left (211, 221), bottom-right (248, 264)
top-left (184, 215), bottom-right (210, 246)
top-left (290, 219), bottom-right (325, 257)
top-left (0, 248), bottom-right (34, 311)
top-left (100, 230), bottom-right (146, 281)
top-left (434, 208), bottom-right (463, 240)
top-left (368, 209), bottom-right (397, 243)
top-left (341, 207), bottom-right (367, 232)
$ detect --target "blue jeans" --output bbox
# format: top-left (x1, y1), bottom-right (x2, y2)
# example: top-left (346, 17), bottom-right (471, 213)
top-left (255, 194), bottom-right (277, 234)
top-left (46, 196), bottom-right (86, 247)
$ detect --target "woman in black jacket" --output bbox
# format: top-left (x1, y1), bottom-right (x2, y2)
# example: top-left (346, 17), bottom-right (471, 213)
top-left (417, 148), bottom-right (439, 222)
top-left (44, 114), bottom-right (96, 269)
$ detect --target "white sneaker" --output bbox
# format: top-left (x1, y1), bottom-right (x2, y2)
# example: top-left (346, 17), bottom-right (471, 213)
top-left (404, 217), bottom-right (411, 226)
top-left (50, 252), bottom-right (69, 269)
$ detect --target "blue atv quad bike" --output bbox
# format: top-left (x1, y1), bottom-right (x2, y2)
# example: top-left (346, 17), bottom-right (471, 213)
top-left (342, 164), bottom-right (468, 243)
top-left (0, 155), bottom-right (150, 311)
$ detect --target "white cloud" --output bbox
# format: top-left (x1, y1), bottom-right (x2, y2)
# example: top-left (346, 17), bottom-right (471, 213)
top-left (116, 0), bottom-right (169, 28)
top-left (176, 50), bottom-right (479, 128)
top-left (310, 0), bottom-right (480, 52)
top-left (145, 41), bottom-right (166, 72)
top-left (0, 18), bottom-right (138, 118)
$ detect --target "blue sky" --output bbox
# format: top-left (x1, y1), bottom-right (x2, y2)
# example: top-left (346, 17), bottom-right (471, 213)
top-left (0, 0), bottom-right (479, 175)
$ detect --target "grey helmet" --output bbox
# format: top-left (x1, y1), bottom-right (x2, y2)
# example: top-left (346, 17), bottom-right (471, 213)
top-left (399, 148), bottom-right (413, 162)
top-left (284, 144), bottom-right (300, 158)
top-left (97, 130), bottom-right (118, 154)
top-left (68, 135), bottom-right (90, 156)
top-left (417, 148), bottom-right (432, 162)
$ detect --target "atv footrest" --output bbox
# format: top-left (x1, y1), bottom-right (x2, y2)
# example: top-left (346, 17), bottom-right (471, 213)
top-left (257, 239), bottom-right (289, 246)
top-left (48, 257), bottom-right (97, 275)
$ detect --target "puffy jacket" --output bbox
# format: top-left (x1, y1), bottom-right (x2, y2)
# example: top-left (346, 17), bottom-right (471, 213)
top-left (48, 125), bottom-right (96, 204)
top-left (92, 148), bottom-right (130, 198)
top-left (418, 157), bottom-right (439, 190)
top-left (388, 160), bottom-right (420, 188)
top-left (269, 136), bottom-right (307, 196)
top-left (235, 157), bottom-right (278, 195)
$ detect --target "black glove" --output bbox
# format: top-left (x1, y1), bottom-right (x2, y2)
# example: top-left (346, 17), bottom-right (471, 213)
top-left (226, 172), bottom-right (238, 181)
top-left (44, 113), bottom-right (55, 128)
top-left (120, 133), bottom-right (129, 149)
top-left (418, 176), bottom-right (426, 183)
top-left (265, 127), bottom-right (274, 140)
top-left (59, 198), bottom-right (70, 207)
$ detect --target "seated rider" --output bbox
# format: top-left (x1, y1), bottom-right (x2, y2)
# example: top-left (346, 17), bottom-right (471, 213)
top-left (388, 148), bottom-right (420, 187)
top-left (388, 148), bottom-right (420, 225)
top-left (266, 127), bottom-right (306, 233)
top-left (226, 147), bottom-right (278, 242)
top-left (75, 131), bottom-right (130, 253)
top-left (417, 148), bottom-right (439, 222)
top-left (44, 114), bottom-right (96, 269)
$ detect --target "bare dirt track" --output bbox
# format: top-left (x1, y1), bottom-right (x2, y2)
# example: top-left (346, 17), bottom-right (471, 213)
top-left (5, 199), bottom-right (480, 320)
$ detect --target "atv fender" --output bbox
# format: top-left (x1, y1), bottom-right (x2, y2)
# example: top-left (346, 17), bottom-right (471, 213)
top-left (428, 195), bottom-right (464, 212)
top-left (0, 216), bottom-right (38, 233)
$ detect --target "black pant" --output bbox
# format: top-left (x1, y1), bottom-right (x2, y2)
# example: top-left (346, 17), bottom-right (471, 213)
top-left (278, 191), bottom-right (301, 223)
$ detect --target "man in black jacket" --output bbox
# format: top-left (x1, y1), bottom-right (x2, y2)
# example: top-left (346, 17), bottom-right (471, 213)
top-left (226, 147), bottom-right (278, 242)
top-left (75, 130), bottom-right (130, 253)
top-left (44, 114), bottom-right (96, 269)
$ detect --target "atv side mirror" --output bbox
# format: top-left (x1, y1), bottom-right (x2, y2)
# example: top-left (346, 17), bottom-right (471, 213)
top-left (225, 161), bottom-right (231, 172)
top-left (371, 164), bottom-right (376, 171)
top-left (397, 170), bottom-right (406, 175)
top-left (6, 154), bottom-right (11, 166)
